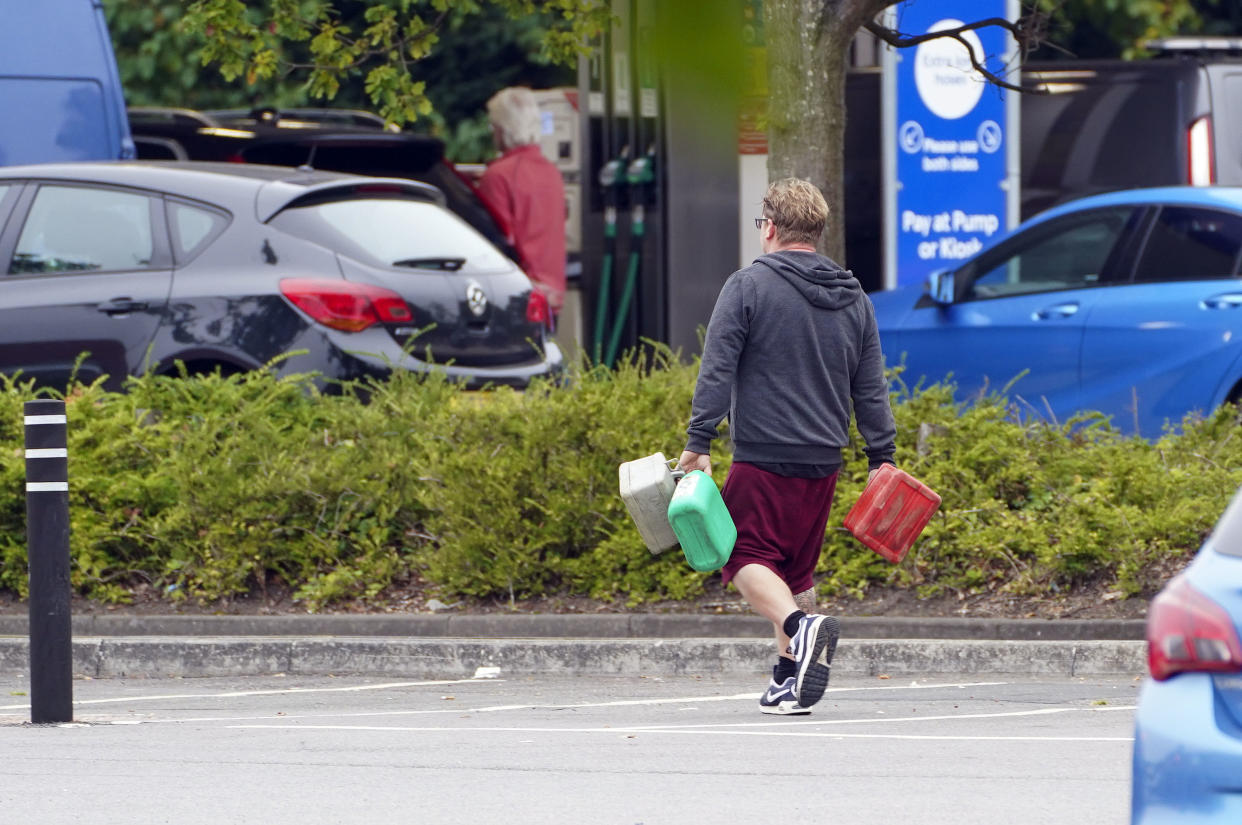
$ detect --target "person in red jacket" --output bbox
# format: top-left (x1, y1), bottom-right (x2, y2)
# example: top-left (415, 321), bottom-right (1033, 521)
top-left (476, 87), bottom-right (567, 325)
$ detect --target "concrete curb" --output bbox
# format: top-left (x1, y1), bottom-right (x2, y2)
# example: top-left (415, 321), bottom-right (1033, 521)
top-left (0, 613), bottom-right (1147, 641)
top-left (0, 636), bottom-right (1147, 679)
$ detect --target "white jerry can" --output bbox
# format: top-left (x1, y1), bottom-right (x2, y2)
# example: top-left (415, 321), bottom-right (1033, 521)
top-left (618, 452), bottom-right (683, 554)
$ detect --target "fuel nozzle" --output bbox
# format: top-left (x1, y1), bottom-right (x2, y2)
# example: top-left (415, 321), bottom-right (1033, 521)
top-left (596, 146), bottom-right (625, 232)
top-left (625, 149), bottom-right (656, 228)
top-left (598, 155), bottom-right (627, 189)
top-left (598, 148), bottom-right (631, 212)
top-left (625, 150), bottom-right (656, 195)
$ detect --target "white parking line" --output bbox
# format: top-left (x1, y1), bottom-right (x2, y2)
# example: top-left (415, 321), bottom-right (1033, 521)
top-left (639, 731), bottom-right (1134, 742)
top-left (231, 727), bottom-right (1133, 743)
top-left (616, 705), bottom-right (1138, 731)
top-left (228, 708), bottom-right (1134, 743)
top-left (0, 679), bottom-right (1007, 716)
top-left (365, 681), bottom-right (1013, 717)
top-left (228, 704), bottom-right (1132, 734)
top-left (218, 703), bottom-right (1138, 743)
top-left (0, 680), bottom-right (1135, 745)
top-left (0, 678), bottom-right (497, 711)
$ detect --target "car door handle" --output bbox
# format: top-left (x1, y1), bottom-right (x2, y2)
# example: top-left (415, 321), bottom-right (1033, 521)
top-left (97, 297), bottom-right (149, 315)
top-left (1031, 302), bottom-right (1079, 321)
top-left (1201, 293), bottom-right (1242, 310)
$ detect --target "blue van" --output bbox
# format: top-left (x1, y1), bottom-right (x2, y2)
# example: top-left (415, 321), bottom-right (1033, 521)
top-left (0, 0), bottom-right (133, 165)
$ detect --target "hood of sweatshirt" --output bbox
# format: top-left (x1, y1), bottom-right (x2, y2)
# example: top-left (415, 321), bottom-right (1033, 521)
top-left (756, 250), bottom-right (862, 311)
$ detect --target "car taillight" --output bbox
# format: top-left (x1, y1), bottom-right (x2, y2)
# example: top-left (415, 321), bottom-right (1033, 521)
top-left (1188, 116), bottom-right (1214, 186)
top-left (280, 278), bottom-right (413, 333)
top-left (526, 289), bottom-right (550, 325)
top-left (1147, 575), bottom-right (1242, 681)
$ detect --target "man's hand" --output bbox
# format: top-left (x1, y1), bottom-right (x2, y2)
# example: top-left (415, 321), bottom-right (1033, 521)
top-left (678, 450), bottom-right (711, 475)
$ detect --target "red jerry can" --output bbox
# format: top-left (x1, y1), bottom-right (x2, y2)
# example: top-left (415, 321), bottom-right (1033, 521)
top-left (843, 464), bottom-right (941, 564)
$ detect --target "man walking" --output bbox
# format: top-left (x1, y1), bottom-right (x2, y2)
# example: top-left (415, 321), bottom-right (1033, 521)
top-left (679, 178), bottom-right (897, 715)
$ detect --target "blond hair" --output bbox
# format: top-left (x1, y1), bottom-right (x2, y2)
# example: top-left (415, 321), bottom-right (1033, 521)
top-left (762, 178), bottom-right (828, 246)
top-left (486, 87), bottom-right (541, 150)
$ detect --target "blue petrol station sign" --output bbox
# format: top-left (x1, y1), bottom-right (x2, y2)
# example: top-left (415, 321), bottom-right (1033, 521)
top-left (883, 0), bottom-right (1018, 289)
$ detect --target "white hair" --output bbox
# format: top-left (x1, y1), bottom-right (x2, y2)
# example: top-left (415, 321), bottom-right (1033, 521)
top-left (486, 87), bottom-right (541, 149)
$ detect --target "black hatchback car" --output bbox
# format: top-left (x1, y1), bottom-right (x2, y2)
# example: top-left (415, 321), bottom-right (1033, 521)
top-left (0, 161), bottom-right (561, 390)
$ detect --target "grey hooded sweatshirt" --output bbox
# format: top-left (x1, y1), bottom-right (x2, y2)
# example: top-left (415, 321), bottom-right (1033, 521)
top-left (686, 249), bottom-right (896, 470)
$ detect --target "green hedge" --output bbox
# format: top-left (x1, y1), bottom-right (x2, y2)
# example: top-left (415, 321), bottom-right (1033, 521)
top-left (0, 352), bottom-right (1237, 609)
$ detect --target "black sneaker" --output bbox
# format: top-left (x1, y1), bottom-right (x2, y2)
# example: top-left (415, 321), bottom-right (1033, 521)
top-left (759, 675), bottom-right (811, 715)
top-left (787, 613), bottom-right (840, 708)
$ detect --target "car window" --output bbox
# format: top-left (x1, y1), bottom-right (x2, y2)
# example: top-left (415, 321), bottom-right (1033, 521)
top-left (168, 200), bottom-right (228, 264)
top-left (1132, 206), bottom-right (1242, 283)
top-left (271, 197), bottom-right (511, 273)
top-left (963, 207), bottom-right (1133, 300)
top-left (419, 163), bottom-right (519, 261)
top-left (10, 185), bottom-right (154, 275)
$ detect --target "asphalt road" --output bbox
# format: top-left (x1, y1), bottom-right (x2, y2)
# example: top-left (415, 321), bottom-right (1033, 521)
top-left (0, 672), bottom-right (1139, 824)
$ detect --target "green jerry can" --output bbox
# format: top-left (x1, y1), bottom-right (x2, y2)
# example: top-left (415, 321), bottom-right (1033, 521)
top-left (666, 470), bottom-right (736, 572)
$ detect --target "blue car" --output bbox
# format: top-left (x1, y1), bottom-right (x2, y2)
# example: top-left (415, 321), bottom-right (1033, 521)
top-left (871, 187), bottom-right (1242, 437)
top-left (1131, 487), bottom-right (1242, 823)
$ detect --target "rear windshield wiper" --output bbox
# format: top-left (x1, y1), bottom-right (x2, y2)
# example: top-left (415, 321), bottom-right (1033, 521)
top-left (392, 257), bottom-right (466, 271)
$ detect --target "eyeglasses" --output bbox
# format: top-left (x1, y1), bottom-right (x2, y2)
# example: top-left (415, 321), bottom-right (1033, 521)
top-left (754, 216), bottom-right (770, 229)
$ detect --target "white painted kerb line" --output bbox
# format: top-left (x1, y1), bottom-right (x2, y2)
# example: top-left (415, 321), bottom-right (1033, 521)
top-left (24, 415), bottom-right (67, 425)
top-left (25, 448), bottom-right (67, 458)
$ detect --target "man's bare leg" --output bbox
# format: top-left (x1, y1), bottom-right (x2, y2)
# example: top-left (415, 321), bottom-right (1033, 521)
top-left (732, 563), bottom-right (802, 660)
top-left (734, 564), bottom-right (836, 712)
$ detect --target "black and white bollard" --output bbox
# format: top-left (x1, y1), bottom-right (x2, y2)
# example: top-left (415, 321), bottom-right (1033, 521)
top-left (24, 399), bottom-right (72, 724)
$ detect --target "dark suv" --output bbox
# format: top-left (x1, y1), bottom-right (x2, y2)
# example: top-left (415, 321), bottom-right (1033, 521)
top-left (127, 107), bottom-right (516, 262)
top-left (1021, 39), bottom-right (1242, 219)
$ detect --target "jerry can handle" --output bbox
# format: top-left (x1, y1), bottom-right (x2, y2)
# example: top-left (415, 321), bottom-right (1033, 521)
top-left (667, 457), bottom-right (685, 483)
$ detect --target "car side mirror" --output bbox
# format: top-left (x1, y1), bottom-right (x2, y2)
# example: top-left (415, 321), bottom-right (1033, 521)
top-left (927, 268), bottom-right (955, 305)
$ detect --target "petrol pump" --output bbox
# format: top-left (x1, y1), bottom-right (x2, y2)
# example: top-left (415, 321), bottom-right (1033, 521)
top-left (579, 0), bottom-right (742, 363)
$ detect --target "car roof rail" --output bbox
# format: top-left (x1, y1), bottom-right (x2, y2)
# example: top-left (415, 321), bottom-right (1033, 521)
top-left (1144, 37), bottom-right (1242, 56)
top-left (204, 106), bottom-right (396, 132)
top-left (280, 108), bottom-right (393, 131)
top-left (127, 106), bottom-right (221, 128)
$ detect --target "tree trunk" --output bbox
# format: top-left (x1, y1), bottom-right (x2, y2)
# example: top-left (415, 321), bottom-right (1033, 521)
top-left (765, 0), bottom-right (893, 264)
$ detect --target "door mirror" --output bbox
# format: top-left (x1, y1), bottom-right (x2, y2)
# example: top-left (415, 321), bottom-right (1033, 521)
top-left (927, 268), bottom-right (955, 305)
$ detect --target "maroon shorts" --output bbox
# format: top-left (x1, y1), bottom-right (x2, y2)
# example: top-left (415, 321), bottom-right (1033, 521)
top-left (719, 462), bottom-right (839, 594)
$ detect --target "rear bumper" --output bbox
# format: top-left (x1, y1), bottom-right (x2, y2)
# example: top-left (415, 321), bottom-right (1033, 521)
top-left (293, 328), bottom-right (565, 389)
top-left (391, 339), bottom-right (565, 389)
top-left (1132, 674), bottom-right (1242, 824)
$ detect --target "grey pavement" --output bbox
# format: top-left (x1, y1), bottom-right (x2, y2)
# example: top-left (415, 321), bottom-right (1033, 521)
top-left (0, 673), bottom-right (1137, 825)
top-left (0, 611), bottom-right (1149, 679)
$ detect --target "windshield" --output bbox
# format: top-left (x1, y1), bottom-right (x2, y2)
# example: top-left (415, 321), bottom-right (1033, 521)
top-left (272, 197), bottom-right (511, 273)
